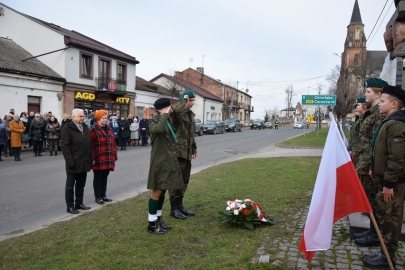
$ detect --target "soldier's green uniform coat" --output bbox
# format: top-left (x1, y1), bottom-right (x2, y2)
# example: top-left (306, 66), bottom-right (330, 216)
top-left (356, 103), bottom-right (383, 226)
top-left (147, 113), bottom-right (184, 190)
top-left (372, 110), bottom-right (405, 259)
top-left (169, 98), bottom-right (197, 200)
top-left (348, 115), bottom-right (363, 167)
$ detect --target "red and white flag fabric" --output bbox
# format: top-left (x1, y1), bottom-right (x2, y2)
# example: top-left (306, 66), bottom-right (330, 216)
top-left (298, 113), bottom-right (372, 260)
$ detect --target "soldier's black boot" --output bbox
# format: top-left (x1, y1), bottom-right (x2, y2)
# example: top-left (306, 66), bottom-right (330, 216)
top-left (353, 229), bottom-right (370, 239)
top-left (147, 219), bottom-right (167, 234)
top-left (170, 200), bottom-right (186, 219)
top-left (158, 216), bottom-right (172, 231)
top-left (178, 197), bottom-right (195, 216)
top-left (363, 250), bottom-right (394, 269)
top-left (354, 232), bottom-right (380, 247)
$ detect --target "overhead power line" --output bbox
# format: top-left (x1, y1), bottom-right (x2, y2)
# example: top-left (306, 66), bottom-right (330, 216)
top-left (369, 1), bottom-right (394, 46)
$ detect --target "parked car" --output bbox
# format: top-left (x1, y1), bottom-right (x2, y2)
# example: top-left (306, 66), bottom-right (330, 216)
top-left (203, 120), bottom-right (226, 134)
top-left (345, 120), bottom-right (354, 129)
top-left (251, 120), bottom-right (265, 129)
top-left (294, 122), bottom-right (304, 129)
top-left (194, 118), bottom-right (204, 136)
top-left (264, 122), bottom-right (273, 129)
top-left (224, 118), bottom-right (243, 132)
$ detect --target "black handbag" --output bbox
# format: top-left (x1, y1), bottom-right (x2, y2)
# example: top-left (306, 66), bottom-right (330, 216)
top-left (21, 133), bottom-right (29, 142)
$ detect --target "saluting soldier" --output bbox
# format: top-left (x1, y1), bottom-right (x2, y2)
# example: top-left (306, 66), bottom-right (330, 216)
top-left (353, 78), bottom-right (388, 247)
top-left (169, 90), bottom-right (198, 219)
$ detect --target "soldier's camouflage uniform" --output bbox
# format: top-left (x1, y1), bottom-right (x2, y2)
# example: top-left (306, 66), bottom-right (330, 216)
top-left (356, 104), bottom-right (382, 226)
top-left (372, 110), bottom-right (405, 261)
top-left (349, 115), bottom-right (364, 169)
top-left (169, 98), bottom-right (197, 201)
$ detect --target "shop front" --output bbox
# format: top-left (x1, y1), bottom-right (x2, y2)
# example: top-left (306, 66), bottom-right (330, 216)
top-left (73, 91), bottom-right (131, 117)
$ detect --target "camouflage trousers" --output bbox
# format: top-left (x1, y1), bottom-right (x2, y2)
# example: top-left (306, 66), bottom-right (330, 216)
top-left (377, 183), bottom-right (405, 260)
top-left (169, 158), bottom-right (191, 202)
top-left (360, 175), bottom-right (382, 229)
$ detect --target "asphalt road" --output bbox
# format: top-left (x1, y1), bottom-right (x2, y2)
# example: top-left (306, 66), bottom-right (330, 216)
top-left (0, 127), bottom-right (310, 240)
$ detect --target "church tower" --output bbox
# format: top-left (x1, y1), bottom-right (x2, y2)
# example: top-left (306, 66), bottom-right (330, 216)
top-left (341, 0), bottom-right (367, 73)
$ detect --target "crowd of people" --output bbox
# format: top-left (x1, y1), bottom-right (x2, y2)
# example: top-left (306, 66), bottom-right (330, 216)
top-left (347, 78), bottom-right (405, 269)
top-left (1, 90), bottom-right (199, 236)
top-left (0, 110), bottom-right (150, 161)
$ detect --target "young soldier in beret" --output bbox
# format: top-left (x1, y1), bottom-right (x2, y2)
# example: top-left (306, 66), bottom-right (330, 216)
top-left (353, 78), bottom-right (389, 247)
top-left (169, 90), bottom-right (198, 219)
top-left (348, 97), bottom-right (371, 168)
top-left (146, 98), bottom-right (184, 234)
top-left (362, 86), bottom-right (405, 268)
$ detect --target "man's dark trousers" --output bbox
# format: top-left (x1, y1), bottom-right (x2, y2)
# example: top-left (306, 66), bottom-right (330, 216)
top-left (65, 172), bottom-right (87, 208)
top-left (141, 133), bottom-right (148, 145)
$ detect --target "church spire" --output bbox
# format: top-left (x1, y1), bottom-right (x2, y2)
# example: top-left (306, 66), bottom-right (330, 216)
top-left (349, 0), bottom-right (364, 26)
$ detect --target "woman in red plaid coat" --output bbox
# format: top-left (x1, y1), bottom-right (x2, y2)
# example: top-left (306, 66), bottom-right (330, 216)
top-left (90, 110), bottom-right (118, 205)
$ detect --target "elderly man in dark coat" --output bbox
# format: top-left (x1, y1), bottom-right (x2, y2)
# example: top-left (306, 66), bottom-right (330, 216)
top-left (61, 109), bottom-right (94, 214)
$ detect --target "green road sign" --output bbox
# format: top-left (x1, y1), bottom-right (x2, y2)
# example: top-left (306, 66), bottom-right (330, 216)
top-left (302, 95), bottom-right (336, 106)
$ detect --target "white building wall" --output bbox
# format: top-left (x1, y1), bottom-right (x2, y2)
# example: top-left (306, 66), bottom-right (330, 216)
top-left (0, 4), bottom-right (66, 76)
top-left (0, 73), bottom-right (64, 118)
top-left (204, 100), bottom-right (223, 122)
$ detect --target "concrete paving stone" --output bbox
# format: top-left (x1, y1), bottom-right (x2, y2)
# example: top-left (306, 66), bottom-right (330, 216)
top-left (279, 246), bottom-right (288, 251)
top-left (325, 258), bottom-right (335, 263)
top-left (396, 266), bottom-right (404, 270)
top-left (297, 257), bottom-right (308, 264)
top-left (336, 263), bottom-right (350, 268)
top-left (287, 252), bottom-right (298, 257)
top-left (350, 260), bottom-right (364, 265)
top-left (349, 250), bottom-right (362, 255)
top-left (349, 264), bottom-right (363, 270)
top-left (336, 249), bottom-right (347, 254)
top-left (350, 255), bottom-right (359, 260)
top-left (258, 255), bottom-right (270, 263)
top-left (296, 263), bottom-right (309, 270)
top-left (335, 245), bottom-right (346, 250)
top-left (271, 260), bottom-right (284, 266)
top-left (336, 258), bottom-right (349, 264)
top-left (324, 262), bottom-right (337, 268)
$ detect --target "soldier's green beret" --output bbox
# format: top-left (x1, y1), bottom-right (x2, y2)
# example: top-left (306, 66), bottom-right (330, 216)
top-left (356, 97), bottom-right (366, 103)
top-left (180, 90), bottom-right (196, 100)
top-left (382, 86), bottom-right (405, 105)
top-left (363, 78), bottom-right (389, 88)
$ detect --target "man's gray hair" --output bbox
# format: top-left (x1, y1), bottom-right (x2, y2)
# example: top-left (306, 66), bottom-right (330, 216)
top-left (72, 109), bottom-right (84, 117)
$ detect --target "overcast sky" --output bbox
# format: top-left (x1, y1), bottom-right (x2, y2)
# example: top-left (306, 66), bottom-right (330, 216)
top-left (2, 0), bottom-right (394, 119)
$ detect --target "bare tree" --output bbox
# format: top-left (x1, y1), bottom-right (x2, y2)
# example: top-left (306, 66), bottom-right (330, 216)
top-left (162, 68), bottom-right (182, 98)
top-left (272, 106), bottom-right (279, 119)
top-left (326, 65), bottom-right (341, 95)
top-left (284, 85), bottom-right (296, 118)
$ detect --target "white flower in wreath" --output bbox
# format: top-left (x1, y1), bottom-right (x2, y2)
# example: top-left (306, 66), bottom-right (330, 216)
top-left (226, 207), bottom-right (231, 211)
top-left (233, 210), bottom-right (239, 215)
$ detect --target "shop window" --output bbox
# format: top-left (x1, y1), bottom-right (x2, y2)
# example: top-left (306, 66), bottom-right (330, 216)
top-left (80, 51), bottom-right (93, 79)
top-left (136, 106), bottom-right (144, 118)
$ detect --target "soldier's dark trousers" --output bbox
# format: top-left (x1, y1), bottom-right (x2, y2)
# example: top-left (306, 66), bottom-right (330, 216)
top-left (169, 158), bottom-right (192, 201)
top-left (377, 183), bottom-right (405, 260)
top-left (360, 174), bottom-right (382, 230)
top-left (65, 172), bottom-right (87, 208)
top-left (93, 169), bottom-right (110, 199)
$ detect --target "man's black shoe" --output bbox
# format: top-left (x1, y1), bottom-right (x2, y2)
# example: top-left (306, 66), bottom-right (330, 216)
top-left (353, 230), bottom-right (369, 239)
top-left (67, 208), bottom-right (79, 214)
top-left (363, 251), bottom-right (394, 269)
top-left (363, 249), bottom-right (382, 260)
top-left (75, 204), bottom-right (91, 210)
top-left (178, 198), bottom-right (195, 216)
top-left (354, 233), bottom-right (380, 247)
top-left (170, 200), bottom-right (186, 219)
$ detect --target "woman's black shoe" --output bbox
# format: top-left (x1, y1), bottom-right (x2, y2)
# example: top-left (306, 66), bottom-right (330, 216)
top-left (102, 197), bottom-right (113, 202)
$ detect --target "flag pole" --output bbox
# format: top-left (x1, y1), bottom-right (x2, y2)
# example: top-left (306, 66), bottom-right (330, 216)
top-left (369, 212), bottom-right (395, 270)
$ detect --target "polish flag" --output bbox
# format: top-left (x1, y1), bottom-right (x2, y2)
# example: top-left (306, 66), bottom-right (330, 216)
top-left (298, 112), bottom-right (372, 260)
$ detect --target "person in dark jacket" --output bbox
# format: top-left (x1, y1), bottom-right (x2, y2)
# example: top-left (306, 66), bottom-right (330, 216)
top-left (118, 116), bottom-right (130, 150)
top-left (90, 110), bottom-right (117, 205)
top-left (0, 119), bottom-right (7, 161)
top-left (3, 114), bottom-right (12, 157)
top-left (61, 109), bottom-right (94, 214)
top-left (109, 116), bottom-right (120, 146)
top-left (29, 113), bottom-right (45, 157)
top-left (61, 113), bottom-right (70, 130)
top-left (26, 111), bottom-right (35, 148)
top-left (146, 98), bottom-right (184, 234)
top-left (46, 115), bottom-right (61, 156)
top-left (139, 114), bottom-right (149, 146)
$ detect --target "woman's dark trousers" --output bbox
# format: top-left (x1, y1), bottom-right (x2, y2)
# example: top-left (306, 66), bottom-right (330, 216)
top-left (93, 169), bottom-right (110, 199)
top-left (120, 138), bottom-right (127, 149)
top-left (33, 141), bottom-right (42, 155)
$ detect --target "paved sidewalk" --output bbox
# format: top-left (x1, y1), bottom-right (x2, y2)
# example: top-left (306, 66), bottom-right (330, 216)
top-left (250, 145), bottom-right (405, 269)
